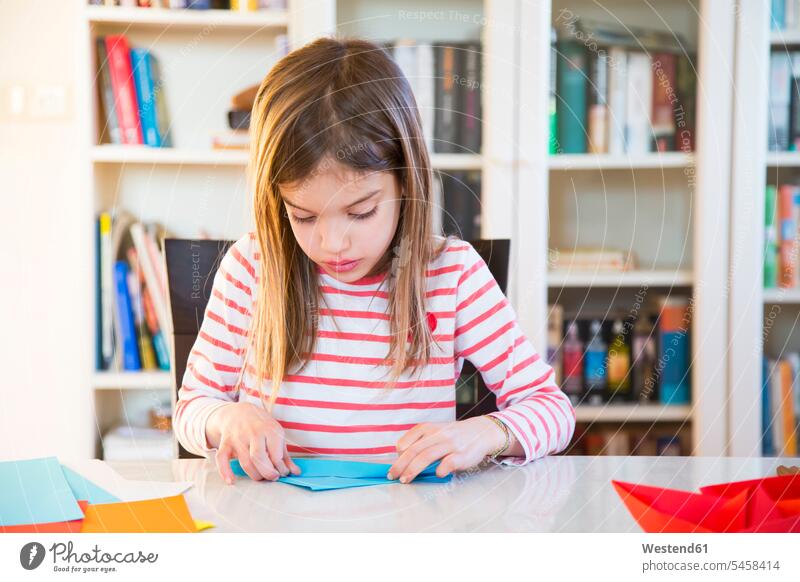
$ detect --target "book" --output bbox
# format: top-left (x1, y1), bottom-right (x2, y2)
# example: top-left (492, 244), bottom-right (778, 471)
top-left (556, 40), bottom-right (588, 154)
top-left (769, 51), bottom-right (792, 152)
top-left (587, 51), bottom-right (609, 154)
top-left (765, 184), bottom-right (779, 288)
top-left (113, 261), bottom-right (142, 371)
top-left (607, 46), bottom-right (628, 155)
top-left (651, 52), bottom-right (677, 152)
top-left (130, 48), bottom-right (162, 147)
top-left (778, 184), bottom-right (799, 287)
top-left (656, 296), bottom-right (691, 406)
top-left (95, 38), bottom-right (121, 145)
top-left (105, 35), bottom-right (143, 145)
top-left (625, 51), bottom-right (653, 155)
top-left (433, 44), bottom-right (459, 153)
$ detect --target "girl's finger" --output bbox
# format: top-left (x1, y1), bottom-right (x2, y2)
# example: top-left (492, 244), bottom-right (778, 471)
top-left (435, 453), bottom-right (460, 478)
top-left (266, 431), bottom-right (289, 477)
top-left (215, 444), bottom-right (235, 485)
top-left (249, 436), bottom-right (278, 480)
top-left (235, 442), bottom-right (265, 481)
top-left (389, 430), bottom-right (446, 480)
top-left (398, 443), bottom-right (450, 483)
top-left (284, 444), bottom-right (301, 475)
top-left (395, 423), bottom-right (428, 454)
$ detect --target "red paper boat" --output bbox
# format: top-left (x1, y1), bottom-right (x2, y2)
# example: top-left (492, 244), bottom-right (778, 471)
top-left (613, 474), bottom-right (800, 533)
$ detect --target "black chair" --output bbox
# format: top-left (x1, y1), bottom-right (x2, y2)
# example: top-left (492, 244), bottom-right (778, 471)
top-left (164, 237), bottom-right (510, 459)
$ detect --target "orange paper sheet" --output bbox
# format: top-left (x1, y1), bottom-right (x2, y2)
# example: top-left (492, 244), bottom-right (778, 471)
top-left (1, 501), bottom-right (88, 533)
top-left (80, 494), bottom-right (197, 533)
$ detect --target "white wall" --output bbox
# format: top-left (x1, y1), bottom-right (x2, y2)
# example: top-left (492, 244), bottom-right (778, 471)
top-left (0, 0), bottom-right (94, 459)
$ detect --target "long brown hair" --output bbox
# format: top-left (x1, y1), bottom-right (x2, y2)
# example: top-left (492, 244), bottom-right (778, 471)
top-left (242, 37), bottom-right (447, 413)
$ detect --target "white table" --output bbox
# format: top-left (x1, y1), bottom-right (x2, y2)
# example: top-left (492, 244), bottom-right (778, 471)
top-left (107, 455), bottom-right (793, 532)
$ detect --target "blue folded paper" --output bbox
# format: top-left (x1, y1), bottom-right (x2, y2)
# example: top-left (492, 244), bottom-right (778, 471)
top-left (229, 457), bottom-right (452, 491)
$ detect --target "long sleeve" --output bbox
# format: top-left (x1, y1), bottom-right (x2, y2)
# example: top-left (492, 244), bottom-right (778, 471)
top-left (174, 235), bottom-right (256, 458)
top-left (453, 242), bottom-right (576, 465)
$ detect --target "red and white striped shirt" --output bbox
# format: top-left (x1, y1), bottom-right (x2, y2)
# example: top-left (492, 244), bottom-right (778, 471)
top-left (175, 232), bottom-right (575, 465)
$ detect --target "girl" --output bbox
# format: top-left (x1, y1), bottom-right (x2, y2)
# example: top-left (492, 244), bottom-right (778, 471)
top-left (174, 37), bottom-right (575, 486)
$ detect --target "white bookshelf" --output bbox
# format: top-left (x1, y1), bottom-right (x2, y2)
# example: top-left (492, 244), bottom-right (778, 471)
top-left (91, 144), bottom-right (482, 169)
top-left (519, 0), bottom-right (733, 456)
top-left (75, 0), bottom-right (738, 459)
top-left (730, 3), bottom-right (800, 458)
top-left (85, 4), bottom-right (289, 29)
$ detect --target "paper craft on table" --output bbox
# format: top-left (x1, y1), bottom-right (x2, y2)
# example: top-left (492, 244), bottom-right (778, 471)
top-left (80, 494), bottom-right (198, 533)
top-left (60, 458), bottom-right (193, 502)
top-left (613, 473), bottom-right (800, 533)
top-left (0, 456), bottom-right (85, 527)
top-left (1, 501), bottom-right (89, 533)
top-left (229, 457), bottom-right (452, 490)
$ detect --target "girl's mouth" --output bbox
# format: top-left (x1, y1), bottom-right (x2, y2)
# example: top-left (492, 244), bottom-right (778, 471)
top-left (324, 259), bottom-right (360, 273)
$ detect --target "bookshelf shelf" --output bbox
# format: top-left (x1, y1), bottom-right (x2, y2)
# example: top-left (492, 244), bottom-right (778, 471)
top-left (84, 5), bottom-right (289, 30)
top-left (766, 151), bottom-right (800, 167)
top-left (763, 288), bottom-right (800, 304)
top-left (548, 152), bottom-right (691, 171)
top-left (92, 371), bottom-right (172, 390)
top-left (90, 145), bottom-right (483, 170)
top-left (770, 30), bottom-right (800, 46)
top-left (548, 269), bottom-right (693, 288)
top-left (575, 404), bottom-right (692, 424)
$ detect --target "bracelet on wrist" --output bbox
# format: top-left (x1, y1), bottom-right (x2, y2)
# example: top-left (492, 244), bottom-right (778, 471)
top-left (484, 414), bottom-right (511, 460)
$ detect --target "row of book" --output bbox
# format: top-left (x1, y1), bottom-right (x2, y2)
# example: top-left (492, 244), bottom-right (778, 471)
top-left (768, 51), bottom-right (800, 152)
top-left (772, 0), bottom-right (800, 30)
top-left (89, 0), bottom-right (286, 9)
top-left (567, 427), bottom-right (684, 456)
top-left (764, 183), bottom-right (800, 288)
top-left (546, 297), bottom-right (692, 406)
top-left (96, 211), bottom-right (172, 372)
top-left (762, 355), bottom-right (800, 457)
top-left (550, 19), bottom-right (696, 155)
top-left (220, 41), bottom-right (483, 156)
top-left (96, 35), bottom-right (172, 147)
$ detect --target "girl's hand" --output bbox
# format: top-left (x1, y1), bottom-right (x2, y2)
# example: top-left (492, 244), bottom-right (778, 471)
top-left (387, 416), bottom-right (508, 483)
top-left (206, 401), bottom-right (301, 485)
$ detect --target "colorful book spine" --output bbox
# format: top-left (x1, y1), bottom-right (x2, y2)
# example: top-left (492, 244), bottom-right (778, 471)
top-left (765, 184), bottom-right (779, 289)
top-left (657, 298), bottom-right (690, 405)
top-left (588, 52), bottom-right (609, 154)
top-left (769, 52), bottom-right (792, 152)
top-left (105, 35), bottom-right (143, 145)
top-left (556, 40), bottom-right (588, 154)
top-left (651, 52), bottom-right (677, 152)
top-left (130, 48), bottom-right (162, 147)
top-left (549, 27), bottom-right (558, 154)
top-left (433, 45), bottom-right (459, 153)
top-left (607, 46), bottom-right (628, 154)
top-left (113, 261), bottom-right (141, 371)
top-left (625, 51), bottom-right (653, 155)
top-left (95, 38), bottom-right (121, 145)
top-left (778, 184), bottom-right (798, 287)
top-left (763, 356), bottom-right (775, 456)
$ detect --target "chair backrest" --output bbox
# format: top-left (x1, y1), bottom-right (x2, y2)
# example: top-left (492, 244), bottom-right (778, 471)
top-left (164, 237), bottom-right (510, 457)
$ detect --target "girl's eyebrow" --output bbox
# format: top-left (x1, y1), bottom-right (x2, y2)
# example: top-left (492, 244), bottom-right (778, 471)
top-left (281, 189), bottom-right (382, 213)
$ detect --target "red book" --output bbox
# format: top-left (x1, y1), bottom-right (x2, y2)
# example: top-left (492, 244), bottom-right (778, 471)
top-left (651, 52), bottom-right (677, 152)
top-left (105, 35), bottom-right (143, 145)
top-left (778, 184), bottom-right (798, 288)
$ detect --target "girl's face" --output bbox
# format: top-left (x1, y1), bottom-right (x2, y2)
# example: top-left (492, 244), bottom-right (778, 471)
top-left (279, 157), bottom-right (402, 283)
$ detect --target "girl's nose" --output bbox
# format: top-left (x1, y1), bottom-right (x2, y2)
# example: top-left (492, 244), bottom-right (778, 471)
top-left (317, 219), bottom-right (350, 256)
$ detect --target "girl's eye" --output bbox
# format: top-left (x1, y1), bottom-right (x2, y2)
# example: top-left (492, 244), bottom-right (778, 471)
top-left (292, 215), bottom-right (316, 224)
top-left (350, 207), bottom-right (378, 221)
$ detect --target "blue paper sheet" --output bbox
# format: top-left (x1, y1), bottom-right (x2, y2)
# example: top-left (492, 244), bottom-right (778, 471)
top-left (60, 465), bottom-right (120, 505)
top-left (0, 457), bottom-right (85, 527)
top-left (229, 457), bottom-right (452, 490)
